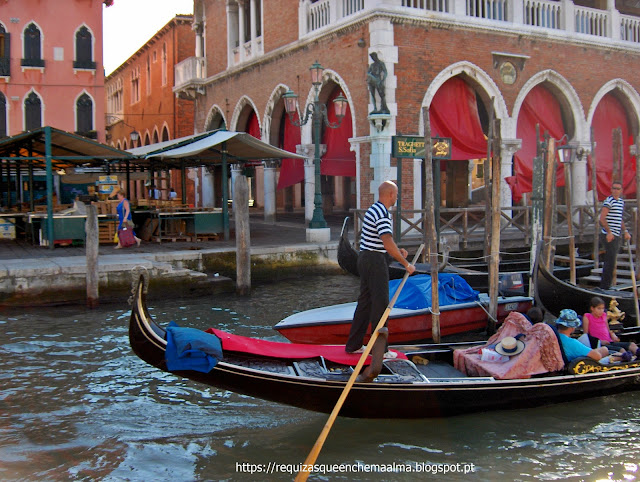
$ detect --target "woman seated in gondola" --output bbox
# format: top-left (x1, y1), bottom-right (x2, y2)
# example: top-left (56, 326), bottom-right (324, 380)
top-left (555, 309), bottom-right (632, 363)
top-left (582, 297), bottom-right (639, 356)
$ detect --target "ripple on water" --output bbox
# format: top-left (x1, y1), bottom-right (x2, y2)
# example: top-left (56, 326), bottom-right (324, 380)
top-left (1, 274), bottom-right (639, 481)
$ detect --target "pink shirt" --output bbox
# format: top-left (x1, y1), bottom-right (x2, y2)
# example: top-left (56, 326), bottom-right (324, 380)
top-left (584, 312), bottom-right (612, 342)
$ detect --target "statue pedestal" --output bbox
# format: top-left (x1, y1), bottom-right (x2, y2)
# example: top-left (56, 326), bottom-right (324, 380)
top-left (368, 113), bottom-right (392, 133)
top-left (306, 227), bottom-right (331, 243)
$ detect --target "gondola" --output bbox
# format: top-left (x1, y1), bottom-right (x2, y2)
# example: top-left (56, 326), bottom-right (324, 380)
top-left (535, 256), bottom-right (640, 328)
top-left (128, 272), bottom-right (640, 418)
top-left (338, 218), bottom-right (591, 295)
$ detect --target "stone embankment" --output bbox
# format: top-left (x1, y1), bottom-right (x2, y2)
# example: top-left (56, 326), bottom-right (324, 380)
top-left (0, 243), bottom-right (340, 306)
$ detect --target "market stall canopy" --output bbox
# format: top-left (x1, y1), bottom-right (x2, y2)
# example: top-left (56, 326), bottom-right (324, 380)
top-left (127, 130), bottom-right (305, 168)
top-left (0, 126), bottom-right (134, 171)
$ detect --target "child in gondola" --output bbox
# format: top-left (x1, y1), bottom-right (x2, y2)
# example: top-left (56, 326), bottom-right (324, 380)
top-left (582, 296), bottom-right (639, 356)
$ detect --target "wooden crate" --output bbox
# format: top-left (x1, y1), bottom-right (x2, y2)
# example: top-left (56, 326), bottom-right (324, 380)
top-left (99, 221), bottom-right (118, 244)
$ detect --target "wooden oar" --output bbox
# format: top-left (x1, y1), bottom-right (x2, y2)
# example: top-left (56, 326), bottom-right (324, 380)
top-left (626, 242), bottom-right (640, 327)
top-left (295, 244), bottom-right (425, 482)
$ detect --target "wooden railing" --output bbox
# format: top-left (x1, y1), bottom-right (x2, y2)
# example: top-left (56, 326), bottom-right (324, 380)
top-left (351, 202), bottom-right (639, 251)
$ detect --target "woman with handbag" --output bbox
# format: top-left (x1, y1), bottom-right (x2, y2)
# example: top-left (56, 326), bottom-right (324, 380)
top-left (114, 190), bottom-right (141, 249)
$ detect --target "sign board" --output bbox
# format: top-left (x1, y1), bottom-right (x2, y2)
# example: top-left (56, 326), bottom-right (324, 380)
top-left (97, 175), bottom-right (118, 185)
top-left (392, 136), bottom-right (452, 160)
top-left (97, 175), bottom-right (118, 194)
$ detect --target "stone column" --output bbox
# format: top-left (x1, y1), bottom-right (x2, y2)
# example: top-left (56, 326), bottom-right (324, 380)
top-left (226, 1), bottom-right (238, 68)
top-left (572, 142), bottom-right (591, 208)
top-left (263, 160), bottom-right (277, 224)
top-left (250, 0), bottom-right (257, 50)
top-left (238, 0), bottom-right (246, 63)
top-left (500, 139), bottom-right (521, 209)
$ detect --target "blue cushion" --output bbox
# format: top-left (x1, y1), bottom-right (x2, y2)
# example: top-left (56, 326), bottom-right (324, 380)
top-left (165, 321), bottom-right (223, 373)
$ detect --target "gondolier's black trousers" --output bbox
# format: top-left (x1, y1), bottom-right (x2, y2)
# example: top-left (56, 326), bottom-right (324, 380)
top-left (346, 250), bottom-right (390, 353)
top-left (600, 233), bottom-right (621, 289)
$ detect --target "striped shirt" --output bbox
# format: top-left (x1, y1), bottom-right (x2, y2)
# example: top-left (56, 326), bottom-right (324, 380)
top-left (601, 195), bottom-right (625, 237)
top-left (360, 201), bottom-right (392, 252)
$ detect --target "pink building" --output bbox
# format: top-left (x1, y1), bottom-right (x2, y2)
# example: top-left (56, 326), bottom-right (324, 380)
top-left (0, 0), bottom-right (109, 141)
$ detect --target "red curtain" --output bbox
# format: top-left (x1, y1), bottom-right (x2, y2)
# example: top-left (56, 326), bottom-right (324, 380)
top-left (277, 112), bottom-right (304, 190)
top-left (430, 77), bottom-right (487, 161)
top-left (590, 93), bottom-right (636, 200)
top-left (246, 111), bottom-right (260, 139)
top-left (506, 85), bottom-right (566, 203)
top-left (321, 90), bottom-right (355, 177)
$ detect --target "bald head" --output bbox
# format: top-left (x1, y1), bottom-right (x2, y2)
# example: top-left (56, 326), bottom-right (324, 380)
top-left (378, 181), bottom-right (398, 208)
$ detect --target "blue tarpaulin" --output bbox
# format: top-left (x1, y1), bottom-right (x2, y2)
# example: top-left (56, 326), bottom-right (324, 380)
top-left (165, 321), bottom-right (224, 373)
top-left (390, 274), bottom-right (479, 310)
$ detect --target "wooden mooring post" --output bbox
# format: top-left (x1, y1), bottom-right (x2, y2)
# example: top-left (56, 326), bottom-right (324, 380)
top-left (488, 118), bottom-right (501, 333)
top-left (234, 172), bottom-right (251, 295)
top-left (423, 107), bottom-right (440, 343)
top-left (542, 137), bottom-right (556, 268)
top-left (86, 204), bottom-right (99, 308)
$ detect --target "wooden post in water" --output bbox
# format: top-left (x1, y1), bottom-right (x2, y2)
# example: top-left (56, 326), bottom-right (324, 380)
top-left (488, 119), bottom-right (501, 332)
top-left (591, 127), bottom-right (599, 266)
top-left (542, 137), bottom-right (556, 268)
top-left (613, 127), bottom-right (623, 183)
top-left (565, 159), bottom-right (576, 284)
top-left (423, 107), bottom-right (440, 343)
top-left (86, 204), bottom-right (99, 308)
top-left (635, 136), bottom-right (640, 277)
top-left (530, 124), bottom-right (544, 297)
top-left (484, 98), bottom-right (494, 258)
top-left (234, 171), bottom-right (251, 295)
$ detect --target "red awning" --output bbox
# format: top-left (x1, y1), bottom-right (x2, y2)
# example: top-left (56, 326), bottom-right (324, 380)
top-left (590, 93), bottom-right (636, 200)
top-left (507, 85), bottom-right (566, 203)
top-left (246, 111), bottom-right (260, 139)
top-left (277, 112), bottom-right (304, 190)
top-left (321, 89), bottom-right (355, 177)
top-left (430, 77), bottom-right (487, 161)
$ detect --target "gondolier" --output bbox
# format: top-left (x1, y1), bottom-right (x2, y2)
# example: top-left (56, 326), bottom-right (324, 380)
top-left (345, 181), bottom-right (415, 355)
top-left (599, 181), bottom-right (631, 289)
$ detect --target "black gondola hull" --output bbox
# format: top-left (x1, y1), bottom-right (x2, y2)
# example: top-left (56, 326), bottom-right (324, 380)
top-left (129, 275), bottom-right (640, 419)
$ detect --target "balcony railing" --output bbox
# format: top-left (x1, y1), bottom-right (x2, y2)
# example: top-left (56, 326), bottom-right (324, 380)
top-left (574, 5), bottom-right (608, 36)
top-left (174, 56), bottom-right (206, 89)
top-left (621, 13), bottom-right (640, 42)
top-left (524, 0), bottom-right (561, 29)
top-left (467, 0), bottom-right (507, 21)
top-left (300, 0), bottom-right (640, 45)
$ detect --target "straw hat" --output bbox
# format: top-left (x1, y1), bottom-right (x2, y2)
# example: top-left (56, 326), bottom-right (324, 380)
top-left (494, 336), bottom-right (525, 356)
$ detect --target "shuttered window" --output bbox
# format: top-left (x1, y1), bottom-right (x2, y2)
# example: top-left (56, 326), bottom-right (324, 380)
top-left (25, 92), bottom-right (42, 131)
top-left (22, 23), bottom-right (44, 68)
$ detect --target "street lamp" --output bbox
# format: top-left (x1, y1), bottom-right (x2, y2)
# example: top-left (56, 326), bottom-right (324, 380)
top-left (106, 115), bottom-right (140, 146)
top-left (283, 61), bottom-right (348, 229)
top-left (556, 143), bottom-right (585, 164)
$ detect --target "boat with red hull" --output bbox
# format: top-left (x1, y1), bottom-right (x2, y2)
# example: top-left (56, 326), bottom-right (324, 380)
top-left (274, 293), bottom-right (533, 344)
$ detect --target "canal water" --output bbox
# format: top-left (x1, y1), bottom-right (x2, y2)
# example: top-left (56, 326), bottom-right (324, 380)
top-left (1, 274), bottom-right (639, 481)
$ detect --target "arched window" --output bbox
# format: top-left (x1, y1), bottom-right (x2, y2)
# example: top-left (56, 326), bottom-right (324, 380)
top-left (76, 93), bottom-right (94, 138)
top-left (0, 92), bottom-right (7, 138)
top-left (0, 24), bottom-right (10, 76)
top-left (146, 56), bottom-right (151, 95)
top-left (25, 92), bottom-right (42, 131)
top-left (22, 23), bottom-right (44, 67)
top-left (161, 43), bottom-right (167, 86)
top-left (74, 26), bottom-right (95, 69)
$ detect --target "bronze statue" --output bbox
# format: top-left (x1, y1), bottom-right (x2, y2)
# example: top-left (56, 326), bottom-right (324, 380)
top-left (366, 52), bottom-right (389, 114)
